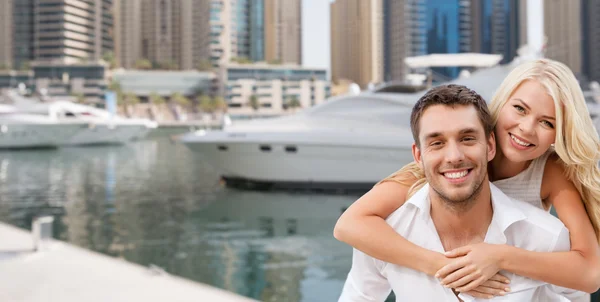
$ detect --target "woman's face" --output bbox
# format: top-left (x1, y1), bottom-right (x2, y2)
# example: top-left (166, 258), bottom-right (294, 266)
top-left (494, 80), bottom-right (557, 163)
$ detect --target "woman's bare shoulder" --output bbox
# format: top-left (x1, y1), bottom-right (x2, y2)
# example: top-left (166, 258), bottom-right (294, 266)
top-left (541, 152), bottom-right (572, 200)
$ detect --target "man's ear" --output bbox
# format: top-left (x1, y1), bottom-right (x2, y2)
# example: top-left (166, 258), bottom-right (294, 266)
top-left (487, 132), bottom-right (496, 162)
top-left (412, 143), bottom-right (424, 169)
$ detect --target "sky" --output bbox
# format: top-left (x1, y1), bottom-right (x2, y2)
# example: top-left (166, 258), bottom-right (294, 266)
top-left (301, 0), bottom-right (331, 70)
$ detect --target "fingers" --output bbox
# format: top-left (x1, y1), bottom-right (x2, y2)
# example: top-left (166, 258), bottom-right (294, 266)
top-left (444, 267), bottom-right (480, 289)
top-left (458, 279), bottom-right (511, 297)
top-left (454, 275), bottom-right (485, 292)
top-left (463, 285), bottom-right (507, 300)
top-left (436, 258), bottom-right (469, 279)
top-left (463, 290), bottom-right (494, 299)
top-left (458, 278), bottom-right (511, 293)
top-left (489, 273), bottom-right (511, 284)
top-left (444, 246), bottom-right (471, 258)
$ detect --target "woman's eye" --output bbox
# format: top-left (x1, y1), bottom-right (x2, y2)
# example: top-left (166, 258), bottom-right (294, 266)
top-left (513, 105), bottom-right (525, 113)
top-left (541, 120), bottom-right (555, 129)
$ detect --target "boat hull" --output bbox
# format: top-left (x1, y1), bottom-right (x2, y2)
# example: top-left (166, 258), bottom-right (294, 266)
top-left (183, 138), bottom-right (413, 191)
top-left (0, 122), bottom-right (86, 149)
top-left (65, 124), bottom-right (151, 146)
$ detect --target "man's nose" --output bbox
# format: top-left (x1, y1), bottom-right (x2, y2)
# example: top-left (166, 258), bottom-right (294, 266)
top-left (444, 141), bottom-right (465, 164)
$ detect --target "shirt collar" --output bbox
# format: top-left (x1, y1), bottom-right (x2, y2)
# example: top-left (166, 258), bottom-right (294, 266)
top-left (405, 182), bottom-right (527, 244)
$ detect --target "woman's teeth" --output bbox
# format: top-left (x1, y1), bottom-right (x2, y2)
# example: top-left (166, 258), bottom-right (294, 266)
top-left (510, 134), bottom-right (532, 147)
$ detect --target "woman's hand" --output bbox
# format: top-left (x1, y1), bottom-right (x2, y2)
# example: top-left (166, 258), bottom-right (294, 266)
top-left (462, 273), bottom-right (511, 299)
top-left (435, 243), bottom-right (510, 293)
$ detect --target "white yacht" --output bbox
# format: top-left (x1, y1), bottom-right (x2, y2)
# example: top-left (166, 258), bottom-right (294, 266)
top-left (0, 104), bottom-right (88, 149)
top-left (181, 51), bottom-right (600, 191)
top-left (180, 61), bottom-right (519, 191)
top-left (6, 91), bottom-right (157, 146)
top-left (182, 91), bottom-right (419, 190)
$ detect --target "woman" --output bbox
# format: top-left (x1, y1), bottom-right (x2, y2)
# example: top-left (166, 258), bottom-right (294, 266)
top-left (334, 59), bottom-right (600, 299)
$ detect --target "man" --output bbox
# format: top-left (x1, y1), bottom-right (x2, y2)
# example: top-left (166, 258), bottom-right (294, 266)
top-left (339, 85), bottom-right (581, 301)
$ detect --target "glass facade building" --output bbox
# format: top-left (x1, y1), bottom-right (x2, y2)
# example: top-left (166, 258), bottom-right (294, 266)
top-left (249, 0), bottom-right (265, 61)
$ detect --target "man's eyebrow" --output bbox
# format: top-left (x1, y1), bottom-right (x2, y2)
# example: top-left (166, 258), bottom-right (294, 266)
top-left (424, 132), bottom-right (442, 140)
top-left (459, 128), bottom-right (479, 134)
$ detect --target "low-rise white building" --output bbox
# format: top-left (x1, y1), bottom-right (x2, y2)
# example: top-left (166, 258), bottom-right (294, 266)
top-left (220, 63), bottom-right (331, 118)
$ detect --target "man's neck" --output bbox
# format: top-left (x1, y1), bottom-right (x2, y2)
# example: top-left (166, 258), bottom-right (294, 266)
top-left (429, 185), bottom-right (493, 251)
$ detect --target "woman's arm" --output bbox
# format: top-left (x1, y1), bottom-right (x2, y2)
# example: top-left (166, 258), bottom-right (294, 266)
top-left (439, 157), bottom-right (600, 293)
top-left (333, 177), bottom-right (448, 276)
top-left (498, 157), bottom-right (600, 292)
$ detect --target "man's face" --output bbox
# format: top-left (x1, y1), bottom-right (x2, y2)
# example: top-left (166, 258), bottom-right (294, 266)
top-left (412, 105), bottom-right (496, 207)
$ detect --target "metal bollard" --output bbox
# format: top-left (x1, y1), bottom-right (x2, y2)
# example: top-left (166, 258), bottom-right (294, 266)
top-left (32, 216), bottom-right (54, 252)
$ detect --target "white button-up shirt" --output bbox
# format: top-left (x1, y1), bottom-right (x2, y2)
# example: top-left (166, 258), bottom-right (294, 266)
top-left (339, 183), bottom-right (584, 302)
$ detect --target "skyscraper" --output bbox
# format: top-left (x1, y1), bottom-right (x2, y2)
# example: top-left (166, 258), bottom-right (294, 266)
top-left (249, 0), bottom-right (265, 61)
top-left (543, 0), bottom-right (582, 74)
top-left (471, 0), bottom-right (521, 64)
top-left (331, 0), bottom-right (384, 87)
top-left (210, 0), bottom-right (234, 68)
top-left (113, 0), bottom-right (142, 69)
top-left (0, 0), bottom-right (13, 69)
top-left (0, 0), bottom-right (114, 68)
top-left (265, 0), bottom-right (302, 64)
top-left (37, 0), bottom-right (114, 64)
top-left (424, 0), bottom-right (472, 79)
top-left (383, 0), bottom-right (427, 82)
top-left (116, 0), bottom-right (210, 70)
top-left (582, 0), bottom-right (600, 82)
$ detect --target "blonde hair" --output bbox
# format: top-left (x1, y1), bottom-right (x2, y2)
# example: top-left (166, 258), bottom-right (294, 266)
top-left (380, 59), bottom-right (600, 241)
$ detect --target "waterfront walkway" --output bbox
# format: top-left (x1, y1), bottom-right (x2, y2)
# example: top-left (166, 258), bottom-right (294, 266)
top-left (0, 222), bottom-right (257, 302)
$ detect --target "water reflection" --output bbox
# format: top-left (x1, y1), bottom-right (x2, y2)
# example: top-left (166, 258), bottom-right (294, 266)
top-left (0, 137), bottom-right (356, 302)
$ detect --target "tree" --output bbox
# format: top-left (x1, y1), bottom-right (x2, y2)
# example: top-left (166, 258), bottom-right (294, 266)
top-left (135, 59), bottom-right (152, 70)
top-left (116, 92), bottom-right (126, 106)
top-left (108, 80), bottom-right (121, 92)
top-left (213, 96), bottom-right (228, 112)
top-left (248, 95), bottom-right (259, 111)
top-left (72, 92), bottom-right (86, 104)
top-left (108, 80), bottom-right (125, 106)
top-left (102, 51), bottom-right (117, 69)
top-left (0, 64), bottom-right (9, 71)
top-left (267, 59), bottom-right (282, 65)
top-left (149, 92), bottom-right (165, 105)
top-left (125, 93), bottom-right (140, 105)
top-left (198, 95), bottom-right (213, 113)
top-left (171, 92), bottom-right (191, 107)
top-left (158, 60), bottom-right (178, 70)
top-left (288, 95), bottom-right (301, 110)
top-left (196, 60), bottom-right (213, 71)
top-left (231, 57), bottom-right (252, 64)
top-left (20, 61), bottom-right (31, 71)
top-left (122, 93), bottom-right (140, 118)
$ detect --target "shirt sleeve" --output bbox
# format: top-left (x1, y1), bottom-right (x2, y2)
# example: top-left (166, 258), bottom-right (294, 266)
top-left (547, 226), bottom-right (587, 300)
top-left (338, 248), bottom-right (392, 302)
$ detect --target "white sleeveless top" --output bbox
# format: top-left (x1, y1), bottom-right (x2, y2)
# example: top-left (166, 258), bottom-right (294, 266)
top-left (492, 151), bottom-right (553, 211)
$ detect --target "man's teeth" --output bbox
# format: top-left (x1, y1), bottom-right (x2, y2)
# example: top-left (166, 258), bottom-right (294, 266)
top-left (510, 134), bottom-right (532, 147)
top-left (444, 170), bottom-right (468, 179)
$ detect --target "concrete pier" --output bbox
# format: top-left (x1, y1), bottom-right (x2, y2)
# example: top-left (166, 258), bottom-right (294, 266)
top-left (0, 222), bottom-right (257, 302)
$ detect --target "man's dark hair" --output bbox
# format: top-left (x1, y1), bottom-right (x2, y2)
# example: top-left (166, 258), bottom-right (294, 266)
top-left (410, 84), bottom-right (493, 146)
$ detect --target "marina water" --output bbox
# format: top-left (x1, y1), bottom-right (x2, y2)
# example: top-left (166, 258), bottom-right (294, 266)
top-left (0, 134), bottom-right (359, 302)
